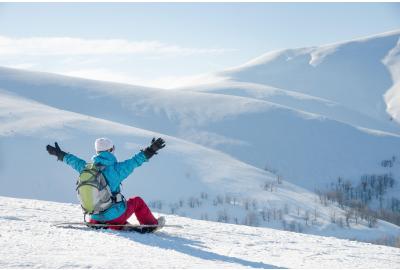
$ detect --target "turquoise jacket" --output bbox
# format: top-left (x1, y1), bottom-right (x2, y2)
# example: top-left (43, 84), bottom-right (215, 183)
top-left (63, 150), bottom-right (148, 221)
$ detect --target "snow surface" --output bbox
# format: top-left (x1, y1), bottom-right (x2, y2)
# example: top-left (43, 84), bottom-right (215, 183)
top-left (1, 196), bottom-right (399, 269)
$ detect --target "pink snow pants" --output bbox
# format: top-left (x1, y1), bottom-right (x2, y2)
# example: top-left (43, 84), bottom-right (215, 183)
top-left (90, 196), bottom-right (158, 230)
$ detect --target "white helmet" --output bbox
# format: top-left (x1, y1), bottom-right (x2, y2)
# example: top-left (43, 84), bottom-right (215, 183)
top-left (95, 138), bottom-right (114, 152)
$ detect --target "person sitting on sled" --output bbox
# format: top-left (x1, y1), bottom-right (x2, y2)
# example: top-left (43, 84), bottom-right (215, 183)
top-left (46, 137), bottom-right (166, 232)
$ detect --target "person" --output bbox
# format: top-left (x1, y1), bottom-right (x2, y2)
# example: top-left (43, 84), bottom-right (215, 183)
top-left (46, 137), bottom-right (166, 232)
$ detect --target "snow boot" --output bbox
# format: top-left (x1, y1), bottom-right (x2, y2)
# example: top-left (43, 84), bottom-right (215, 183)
top-left (153, 216), bottom-right (166, 232)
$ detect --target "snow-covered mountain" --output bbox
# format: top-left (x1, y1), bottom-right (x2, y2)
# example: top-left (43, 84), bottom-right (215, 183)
top-left (1, 62), bottom-right (400, 193)
top-left (2, 85), bottom-right (398, 244)
top-left (1, 196), bottom-right (399, 268)
top-left (1, 29), bottom-right (400, 247)
top-left (216, 29), bottom-right (400, 127)
top-left (177, 29), bottom-right (400, 204)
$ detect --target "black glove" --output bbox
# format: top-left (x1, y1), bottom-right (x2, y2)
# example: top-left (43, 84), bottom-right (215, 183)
top-left (46, 142), bottom-right (67, 161)
top-left (143, 137), bottom-right (166, 159)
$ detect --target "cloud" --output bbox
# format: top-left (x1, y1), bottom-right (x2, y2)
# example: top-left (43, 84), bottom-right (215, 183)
top-left (5, 63), bottom-right (37, 69)
top-left (0, 35), bottom-right (234, 90)
top-left (0, 36), bottom-right (235, 57)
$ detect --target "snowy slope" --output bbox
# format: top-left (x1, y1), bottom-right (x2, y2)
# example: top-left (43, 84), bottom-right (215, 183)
top-left (1, 196), bottom-right (399, 269)
top-left (2, 88), bottom-right (399, 244)
top-left (384, 35), bottom-right (400, 123)
top-left (177, 80), bottom-right (399, 134)
top-left (0, 88), bottom-right (274, 204)
top-left (219, 30), bottom-right (400, 127)
top-left (175, 30), bottom-right (400, 193)
top-left (1, 66), bottom-right (400, 193)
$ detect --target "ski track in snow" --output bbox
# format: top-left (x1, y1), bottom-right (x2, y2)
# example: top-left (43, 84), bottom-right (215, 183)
top-left (0, 196), bottom-right (399, 269)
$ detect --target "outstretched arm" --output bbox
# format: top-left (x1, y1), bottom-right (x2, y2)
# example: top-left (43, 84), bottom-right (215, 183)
top-left (115, 137), bottom-right (166, 180)
top-left (114, 151), bottom-right (148, 180)
top-left (46, 142), bottom-right (86, 173)
top-left (63, 153), bottom-right (87, 173)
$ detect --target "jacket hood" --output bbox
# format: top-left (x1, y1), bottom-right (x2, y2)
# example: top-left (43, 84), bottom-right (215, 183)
top-left (92, 151), bottom-right (117, 166)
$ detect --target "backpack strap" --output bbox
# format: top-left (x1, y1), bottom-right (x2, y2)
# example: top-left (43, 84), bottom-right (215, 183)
top-left (113, 193), bottom-right (126, 204)
top-left (96, 164), bottom-right (106, 171)
top-left (95, 163), bottom-right (125, 204)
top-left (90, 164), bottom-right (126, 213)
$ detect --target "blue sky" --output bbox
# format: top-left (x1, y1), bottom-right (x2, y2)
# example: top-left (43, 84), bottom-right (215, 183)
top-left (0, 2), bottom-right (399, 88)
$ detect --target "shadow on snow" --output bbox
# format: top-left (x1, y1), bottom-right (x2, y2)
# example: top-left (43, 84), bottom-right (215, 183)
top-left (116, 230), bottom-right (285, 269)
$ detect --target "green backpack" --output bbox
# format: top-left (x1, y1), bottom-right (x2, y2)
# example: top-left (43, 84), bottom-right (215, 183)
top-left (76, 163), bottom-right (113, 215)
